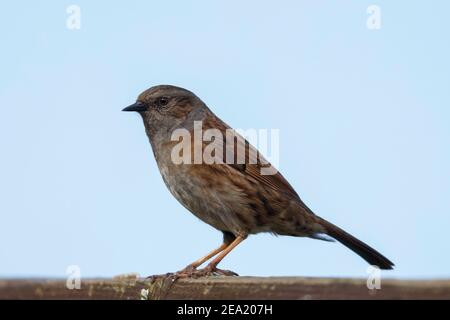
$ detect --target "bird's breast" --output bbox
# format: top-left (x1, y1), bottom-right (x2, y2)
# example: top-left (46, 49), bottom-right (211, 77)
top-left (154, 150), bottom-right (254, 234)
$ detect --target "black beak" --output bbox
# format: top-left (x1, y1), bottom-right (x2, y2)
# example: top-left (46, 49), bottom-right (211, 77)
top-left (122, 101), bottom-right (148, 112)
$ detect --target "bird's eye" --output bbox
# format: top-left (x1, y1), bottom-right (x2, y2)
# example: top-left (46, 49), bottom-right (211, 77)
top-left (157, 97), bottom-right (169, 107)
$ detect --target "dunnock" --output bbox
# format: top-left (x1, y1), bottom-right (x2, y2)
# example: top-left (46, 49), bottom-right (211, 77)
top-left (123, 85), bottom-right (394, 276)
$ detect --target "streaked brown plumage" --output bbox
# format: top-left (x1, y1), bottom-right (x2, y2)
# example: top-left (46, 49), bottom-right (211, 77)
top-left (123, 85), bottom-right (394, 276)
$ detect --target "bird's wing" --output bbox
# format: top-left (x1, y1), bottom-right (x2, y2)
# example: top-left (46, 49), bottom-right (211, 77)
top-left (234, 143), bottom-right (300, 199)
top-left (201, 115), bottom-right (301, 200)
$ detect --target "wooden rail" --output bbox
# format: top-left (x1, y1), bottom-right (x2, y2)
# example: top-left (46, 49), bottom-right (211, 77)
top-left (1, 276), bottom-right (449, 300)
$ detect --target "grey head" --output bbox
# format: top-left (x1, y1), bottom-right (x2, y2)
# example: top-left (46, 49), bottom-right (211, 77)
top-left (123, 85), bottom-right (210, 138)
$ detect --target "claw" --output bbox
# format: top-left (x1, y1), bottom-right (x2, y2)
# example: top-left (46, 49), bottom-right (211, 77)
top-left (146, 265), bottom-right (238, 280)
top-left (213, 268), bottom-right (239, 276)
top-left (189, 265), bottom-right (239, 278)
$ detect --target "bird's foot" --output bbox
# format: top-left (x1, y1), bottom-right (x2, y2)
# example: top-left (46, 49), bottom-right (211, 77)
top-left (189, 265), bottom-right (239, 278)
top-left (146, 264), bottom-right (238, 281)
top-left (172, 264), bottom-right (238, 278)
top-left (146, 272), bottom-right (178, 283)
top-left (146, 265), bottom-right (199, 282)
top-left (172, 264), bottom-right (198, 278)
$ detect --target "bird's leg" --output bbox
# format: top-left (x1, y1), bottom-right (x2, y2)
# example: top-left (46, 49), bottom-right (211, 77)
top-left (146, 243), bottom-right (229, 281)
top-left (146, 243), bottom-right (226, 281)
top-left (148, 234), bottom-right (245, 280)
top-left (177, 242), bottom-right (229, 275)
top-left (197, 235), bottom-right (246, 277)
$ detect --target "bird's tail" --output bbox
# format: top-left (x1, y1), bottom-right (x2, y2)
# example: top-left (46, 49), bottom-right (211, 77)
top-left (317, 218), bottom-right (394, 270)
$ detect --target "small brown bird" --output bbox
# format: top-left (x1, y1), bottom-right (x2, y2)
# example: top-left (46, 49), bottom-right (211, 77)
top-left (123, 85), bottom-right (394, 276)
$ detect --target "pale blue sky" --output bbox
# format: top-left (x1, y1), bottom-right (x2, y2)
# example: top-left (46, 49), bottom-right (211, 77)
top-left (1, 1), bottom-right (449, 279)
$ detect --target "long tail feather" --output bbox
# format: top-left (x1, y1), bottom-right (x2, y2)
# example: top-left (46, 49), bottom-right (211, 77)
top-left (318, 218), bottom-right (394, 270)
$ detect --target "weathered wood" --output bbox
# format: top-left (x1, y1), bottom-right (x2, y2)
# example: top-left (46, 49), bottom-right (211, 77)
top-left (1, 276), bottom-right (449, 300)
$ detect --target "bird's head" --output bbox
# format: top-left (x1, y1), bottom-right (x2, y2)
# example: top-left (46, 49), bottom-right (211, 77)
top-left (123, 85), bottom-right (207, 132)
